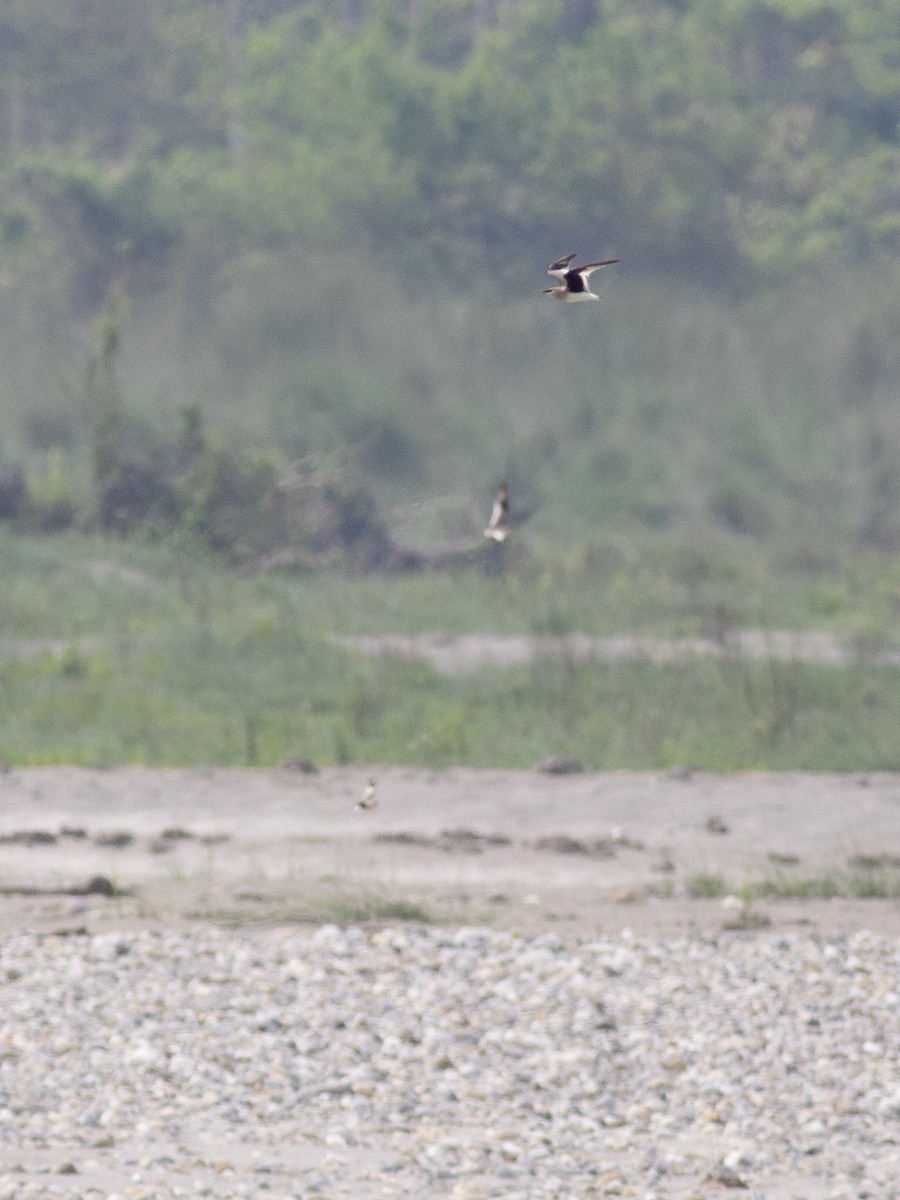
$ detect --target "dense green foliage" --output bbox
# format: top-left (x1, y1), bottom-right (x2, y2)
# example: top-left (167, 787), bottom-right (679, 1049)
top-left (2, 0), bottom-right (898, 293)
top-left (0, 0), bottom-right (897, 555)
top-left (0, 0), bottom-right (895, 562)
top-left (0, 3), bottom-right (899, 769)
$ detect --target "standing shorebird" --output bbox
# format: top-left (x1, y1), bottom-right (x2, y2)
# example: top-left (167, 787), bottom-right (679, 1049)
top-left (356, 779), bottom-right (378, 811)
top-left (483, 481), bottom-right (510, 542)
top-left (544, 253), bottom-right (618, 302)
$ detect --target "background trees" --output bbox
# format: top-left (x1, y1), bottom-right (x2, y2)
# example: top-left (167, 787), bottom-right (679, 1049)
top-left (2, 0), bottom-right (896, 294)
top-left (0, 0), bottom-right (897, 557)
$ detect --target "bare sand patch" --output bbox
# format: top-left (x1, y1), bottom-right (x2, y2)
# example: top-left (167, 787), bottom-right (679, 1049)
top-left (0, 766), bottom-right (898, 936)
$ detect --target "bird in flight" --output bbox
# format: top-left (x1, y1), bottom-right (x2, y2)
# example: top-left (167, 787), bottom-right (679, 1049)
top-left (356, 780), bottom-right (378, 811)
top-left (544, 253), bottom-right (618, 302)
top-left (483, 481), bottom-right (510, 542)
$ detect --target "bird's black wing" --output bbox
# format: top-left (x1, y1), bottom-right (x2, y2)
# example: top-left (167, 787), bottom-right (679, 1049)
top-left (548, 253), bottom-right (577, 274)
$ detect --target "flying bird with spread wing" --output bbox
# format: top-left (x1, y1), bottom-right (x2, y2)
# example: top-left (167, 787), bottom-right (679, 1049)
top-left (483, 481), bottom-right (510, 542)
top-left (544, 253), bottom-right (618, 302)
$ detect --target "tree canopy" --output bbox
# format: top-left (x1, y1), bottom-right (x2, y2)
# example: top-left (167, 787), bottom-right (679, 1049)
top-left (0, 0), bottom-right (898, 561)
top-left (0, 0), bottom-right (897, 311)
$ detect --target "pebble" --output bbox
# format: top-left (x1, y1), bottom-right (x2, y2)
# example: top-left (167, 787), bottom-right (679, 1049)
top-left (0, 925), bottom-right (898, 1197)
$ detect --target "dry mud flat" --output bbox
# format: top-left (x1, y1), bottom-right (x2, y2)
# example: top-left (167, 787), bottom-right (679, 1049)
top-left (0, 766), bottom-right (899, 936)
top-left (1, 768), bottom-right (900, 1199)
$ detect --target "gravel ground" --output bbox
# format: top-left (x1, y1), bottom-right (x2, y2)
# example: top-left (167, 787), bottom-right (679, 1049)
top-left (2, 922), bottom-right (899, 1199)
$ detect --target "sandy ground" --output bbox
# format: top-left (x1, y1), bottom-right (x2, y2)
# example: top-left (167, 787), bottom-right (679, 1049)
top-left (1, 765), bottom-right (899, 937)
top-left (2, 766), bottom-right (900, 1198)
top-left (334, 628), bottom-right (900, 671)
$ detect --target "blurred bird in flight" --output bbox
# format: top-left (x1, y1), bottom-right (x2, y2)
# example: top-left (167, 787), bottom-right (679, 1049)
top-left (483, 481), bottom-right (510, 542)
top-left (544, 253), bottom-right (618, 302)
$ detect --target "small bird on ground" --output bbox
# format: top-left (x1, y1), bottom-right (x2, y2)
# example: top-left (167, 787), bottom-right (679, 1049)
top-left (356, 780), bottom-right (378, 811)
top-left (544, 253), bottom-right (618, 302)
top-left (483, 481), bottom-right (510, 542)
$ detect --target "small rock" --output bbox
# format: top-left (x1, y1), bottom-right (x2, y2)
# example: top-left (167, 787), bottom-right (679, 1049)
top-left (80, 875), bottom-right (118, 897)
top-left (159, 827), bottom-right (194, 841)
top-left (533, 834), bottom-right (590, 855)
top-left (535, 754), bottom-right (584, 775)
top-left (278, 755), bottom-right (318, 774)
top-left (93, 830), bottom-right (134, 848)
top-left (666, 765), bottom-right (693, 781)
top-left (704, 1165), bottom-right (748, 1188)
top-left (0, 829), bottom-right (57, 845)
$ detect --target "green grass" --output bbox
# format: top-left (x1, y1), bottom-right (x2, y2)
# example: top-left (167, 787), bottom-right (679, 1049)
top-left (684, 861), bottom-right (900, 903)
top-left (3, 529), bottom-right (900, 769)
top-left (5, 526), bottom-right (900, 640)
top-left (755, 869), bottom-right (900, 901)
top-left (684, 873), bottom-right (728, 899)
top-left (193, 893), bottom-right (438, 927)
